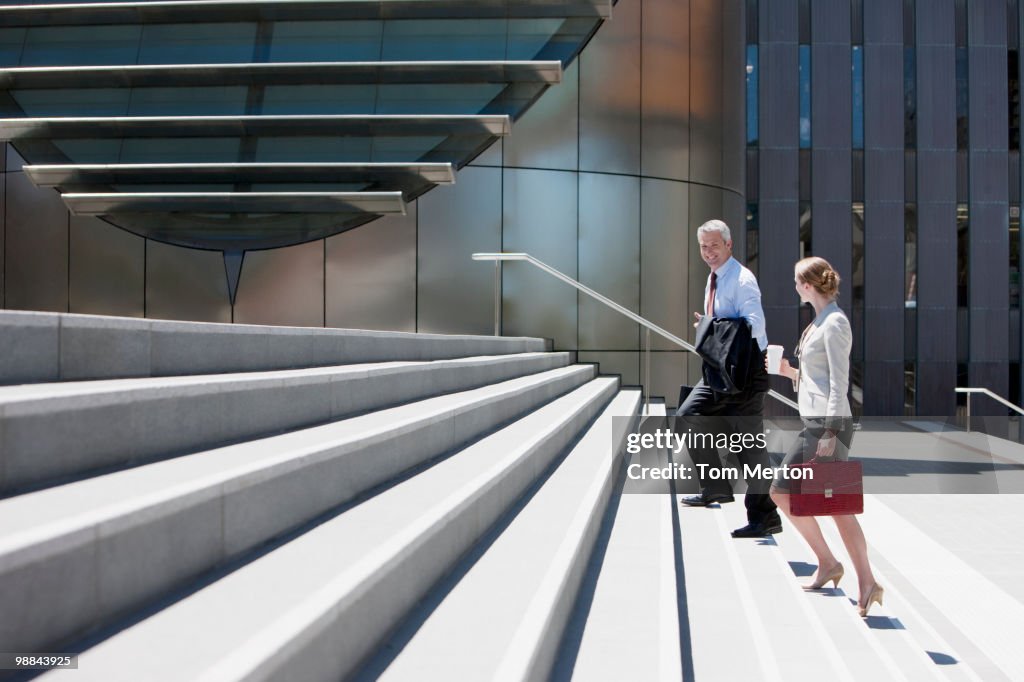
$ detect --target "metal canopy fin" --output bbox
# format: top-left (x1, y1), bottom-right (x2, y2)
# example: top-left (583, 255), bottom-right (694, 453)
top-left (224, 251), bottom-right (244, 306)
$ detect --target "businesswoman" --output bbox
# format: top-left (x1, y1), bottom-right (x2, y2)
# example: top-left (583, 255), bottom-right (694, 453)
top-left (770, 257), bottom-right (883, 617)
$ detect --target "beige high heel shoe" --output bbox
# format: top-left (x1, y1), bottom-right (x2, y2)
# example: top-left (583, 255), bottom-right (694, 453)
top-left (803, 562), bottom-right (844, 590)
top-left (858, 584), bottom-right (884, 617)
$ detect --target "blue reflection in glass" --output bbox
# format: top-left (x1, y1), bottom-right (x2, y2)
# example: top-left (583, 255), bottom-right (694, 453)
top-left (799, 45), bottom-right (811, 148)
top-left (852, 45), bottom-right (864, 149)
top-left (746, 44), bottom-right (758, 145)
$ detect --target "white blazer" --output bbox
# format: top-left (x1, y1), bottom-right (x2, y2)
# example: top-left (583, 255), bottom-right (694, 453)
top-left (795, 301), bottom-right (853, 418)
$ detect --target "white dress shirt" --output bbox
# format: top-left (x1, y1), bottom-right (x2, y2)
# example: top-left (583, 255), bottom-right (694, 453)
top-left (705, 256), bottom-right (768, 351)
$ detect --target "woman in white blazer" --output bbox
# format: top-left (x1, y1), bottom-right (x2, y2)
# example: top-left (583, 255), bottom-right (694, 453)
top-left (770, 257), bottom-right (883, 617)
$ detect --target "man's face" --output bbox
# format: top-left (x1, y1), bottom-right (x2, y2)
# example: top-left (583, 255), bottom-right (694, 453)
top-left (698, 231), bottom-right (732, 271)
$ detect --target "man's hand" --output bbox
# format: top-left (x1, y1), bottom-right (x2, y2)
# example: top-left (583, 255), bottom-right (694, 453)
top-left (693, 311), bottom-right (702, 329)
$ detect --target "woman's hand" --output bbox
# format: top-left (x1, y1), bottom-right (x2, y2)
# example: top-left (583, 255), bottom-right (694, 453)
top-left (776, 357), bottom-right (798, 381)
top-left (815, 432), bottom-right (837, 459)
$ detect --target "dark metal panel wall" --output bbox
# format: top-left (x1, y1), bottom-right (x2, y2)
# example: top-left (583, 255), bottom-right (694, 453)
top-left (4, 170), bottom-right (68, 312)
top-left (579, 0), bottom-right (642, 175)
top-left (967, 0), bottom-right (1010, 411)
top-left (721, 0), bottom-right (746, 196)
top-left (69, 217), bottom-right (145, 317)
top-left (578, 172), bottom-right (640, 350)
top-left (500, 168), bottom-right (578, 350)
top-left (145, 241), bottom-right (230, 323)
top-left (916, 1), bottom-right (958, 413)
top-left (503, 61), bottom-right (579, 172)
top-left (758, 0), bottom-right (800, 395)
top-left (233, 241), bottom-right (325, 328)
top-left (326, 206), bottom-right (417, 333)
top-left (417, 166), bottom-right (501, 335)
top-left (0, 150), bottom-right (5, 307)
top-left (863, 0), bottom-right (906, 414)
top-left (810, 0), bottom-right (852, 302)
top-left (641, 0), bottom-right (689, 181)
top-left (689, 0), bottom-right (726, 189)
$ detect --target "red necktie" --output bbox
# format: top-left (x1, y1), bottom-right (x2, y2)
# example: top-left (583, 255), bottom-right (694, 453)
top-left (706, 272), bottom-right (717, 316)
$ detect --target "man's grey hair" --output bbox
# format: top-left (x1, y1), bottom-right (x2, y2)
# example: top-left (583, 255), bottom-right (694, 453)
top-left (696, 219), bottom-right (732, 243)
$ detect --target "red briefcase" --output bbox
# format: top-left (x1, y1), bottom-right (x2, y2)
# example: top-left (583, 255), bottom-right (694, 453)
top-left (789, 458), bottom-right (863, 516)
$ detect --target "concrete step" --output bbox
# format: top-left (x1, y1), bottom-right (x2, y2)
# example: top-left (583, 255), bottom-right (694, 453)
top-left (552, 404), bottom-right (685, 681)
top-left (0, 310), bottom-right (548, 385)
top-left (853, 494), bottom-right (1018, 681)
top-left (730, 502), bottom-right (945, 682)
top-left (0, 351), bottom-right (571, 494)
top-left (37, 377), bottom-right (623, 682)
top-left (360, 389), bottom-right (642, 682)
top-left (717, 498), bottom-right (963, 682)
top-left (0, 364), bottom-right (595, 656)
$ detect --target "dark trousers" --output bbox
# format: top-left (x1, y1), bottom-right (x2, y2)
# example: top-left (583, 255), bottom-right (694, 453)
top-left (674, 356), bottom-right (778, 524)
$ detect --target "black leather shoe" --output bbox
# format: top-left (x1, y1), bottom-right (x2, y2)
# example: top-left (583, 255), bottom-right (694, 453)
top-left (680, 492), bottom-right (735, 507)
top-left (731, 519), bottom-right (783, 537)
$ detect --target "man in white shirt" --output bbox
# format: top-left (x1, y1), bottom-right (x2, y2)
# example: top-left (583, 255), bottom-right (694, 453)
top-left (676, 219), bottom-right (781, 538)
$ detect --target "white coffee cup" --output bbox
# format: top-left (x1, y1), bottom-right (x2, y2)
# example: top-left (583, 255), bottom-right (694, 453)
top-left (766, 344), bottom-right (784, 374)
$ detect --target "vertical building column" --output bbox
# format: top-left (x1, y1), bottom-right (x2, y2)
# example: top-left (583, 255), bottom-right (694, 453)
top-left (758, 0), bottom-right (800, 400)
top-left (810, 0), bottom-right (852, 294)
top-left (863, 0), bottom-right (906, 414)
top-left (916, 1), bottom-right (958, 414)
top-left (967, 0), bottom-right (1010, 412)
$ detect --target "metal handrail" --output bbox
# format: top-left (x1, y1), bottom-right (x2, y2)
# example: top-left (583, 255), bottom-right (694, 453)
top-left (473, 252), bottom-right (800, 411)
top-left (955, 387), bottom-right (1024, 433)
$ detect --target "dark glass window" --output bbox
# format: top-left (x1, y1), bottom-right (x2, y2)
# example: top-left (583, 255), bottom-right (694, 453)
top-left (905, 203), bottom-right (917, 308)
top-left (747, 204), bottom-right (759, 278)
top-left (852, 203), bottom-right (865, 409)
top-left (905, 203), bottom-right (918, 413)
top-left (904, 362), bottom-right (916, 415)
top-left (747, 0), bottom-right (759, 44)
top-left (852, 45), bottom-right (864, 149)
top-left (957, 204), bottom-right (969, 308)
top-left (903, 0), bottom-right (915, 46)
top-left (746, 45), bottom-right (758, 145)
top-left (798, 0), bottom-right (811, 44)
top-left (799, 201), bottom-right (813, 259)
top-left (904, 47), bottom-right (916, 148)
top-left (1010, 51), bottom-right (1020, 153)
top-left (956, 47), bottom-right (969, 150)
top-left (1010, 0), bottom-right (1020, 50)
top-left (851, 0), bottom-right (863, 45)
top-left (799, 45), bottom-right (811, 148)
top-left (1012, 206), bottom-right (1021, 308)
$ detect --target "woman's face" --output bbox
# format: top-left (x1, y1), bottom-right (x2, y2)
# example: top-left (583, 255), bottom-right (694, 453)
top-left (794, 274), bottom-right (810, 303)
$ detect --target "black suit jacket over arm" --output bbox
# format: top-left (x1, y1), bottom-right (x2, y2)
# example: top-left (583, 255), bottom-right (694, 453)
top-left (694, 316), bottom-right (764, 395)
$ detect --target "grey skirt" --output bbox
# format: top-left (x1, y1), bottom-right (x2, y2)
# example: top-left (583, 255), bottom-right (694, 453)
top-left (773, 418), bottom-right (855, 491)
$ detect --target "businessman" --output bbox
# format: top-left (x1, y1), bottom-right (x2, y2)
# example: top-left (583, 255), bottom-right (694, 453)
top-left (676, 219), bottom-right (782, 538)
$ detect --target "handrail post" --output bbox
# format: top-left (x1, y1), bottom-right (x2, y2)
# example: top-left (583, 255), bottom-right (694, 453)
top-left (644, 327), bottom-right (651, 415)
top-left (966, 392), bottom-right (971, 434)
top-left (493, 260), bottom-right (500, 336)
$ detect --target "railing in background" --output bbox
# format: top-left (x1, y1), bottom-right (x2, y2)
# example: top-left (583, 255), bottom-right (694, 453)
top-left (955, 387), bottom-right (1024, 434)
top-left (473, 252), bottom-right (800, 413)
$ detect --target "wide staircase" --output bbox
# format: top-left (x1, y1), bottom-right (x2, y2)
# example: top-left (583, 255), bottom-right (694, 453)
top-left (0, 311), bottom-right (1018, 681)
